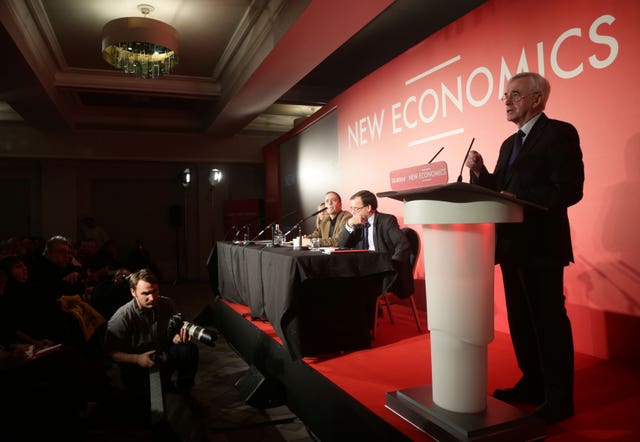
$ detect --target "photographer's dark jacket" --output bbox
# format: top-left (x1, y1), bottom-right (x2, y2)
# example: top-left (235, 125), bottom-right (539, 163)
top-left (104, 296), bottom-right (177, 355)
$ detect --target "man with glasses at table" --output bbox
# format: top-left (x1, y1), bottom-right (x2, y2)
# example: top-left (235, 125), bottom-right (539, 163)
top-left (465, 72), bottom-right (584, 424)
top-left (338, 189), bottom-right (413, 299)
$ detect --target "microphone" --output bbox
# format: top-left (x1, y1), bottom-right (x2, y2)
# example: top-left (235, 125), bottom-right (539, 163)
top-left (249, 210), bottom-right (298, 242)
top-left (284, 207), bottom-right (328, 238)
top-left (309, 206), bottom-right (328, 217)
top-left (252, 221), bottom-right (275, 241)
top-left (456, 138), bottom-right (475, 183)
top-left (428, 146), bottom-right (444, 164)
top-left (242, 224), bottom-right (250, 241)
top-left (232, 225), bottom-right (241, 240)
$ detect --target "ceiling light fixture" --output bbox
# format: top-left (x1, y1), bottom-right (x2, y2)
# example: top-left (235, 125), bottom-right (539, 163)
top-left (101, 3), bottom-right (178, 79)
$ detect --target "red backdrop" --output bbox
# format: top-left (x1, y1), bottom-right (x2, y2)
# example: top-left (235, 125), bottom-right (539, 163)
top-left (266, 0), bottom-right (640, 364)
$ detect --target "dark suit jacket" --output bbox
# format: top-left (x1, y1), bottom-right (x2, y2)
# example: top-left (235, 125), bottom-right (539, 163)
top-left (473, 113), bottom-right (584, 266)
top-left (337, 212), bottom-right (414, 298)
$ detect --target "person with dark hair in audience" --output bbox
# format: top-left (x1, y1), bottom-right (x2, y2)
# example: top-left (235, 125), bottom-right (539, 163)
top-left (91, 267), bottom-right (132, 321)
top-left (0, 254), bottom-right (105, 438)
top-left (0, 255), bottom-right (54, 348)
top-left (127, 239), bottom-right (163, 280)
top-left (27, 235), bottom-right (110, 381)
top-left (338, 190), bottom-right (414, 298)
top-left (104, 268), bottom-right (199, 413)
top-left (79, 215), bottom-right (110, 249)
top-left (97, 239), bottom-right (123, 272)
top-left (75, 237), bottom-right (99, 270)
top-left (303, 191), bottom-right (352, 247)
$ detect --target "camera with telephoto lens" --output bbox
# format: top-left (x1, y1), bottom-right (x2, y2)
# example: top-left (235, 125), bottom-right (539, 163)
top-left (168, 313), bottom-right (217, 347)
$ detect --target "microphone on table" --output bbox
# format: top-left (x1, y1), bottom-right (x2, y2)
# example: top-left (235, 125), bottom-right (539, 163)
top-left (242, 224), bottom-right (250, 241)
top-left (249, 209), bottom-right (298, 242)
top-left (251, 221), bottom-right (275, 242)
top-left (284, 206), bottom-right (328, 238)
top-left (456, 137), bottom-right (475, 183)
top-left (428, 146), bottom-right (444, 164)
top-left (232, 224), bottom-right (250, 241)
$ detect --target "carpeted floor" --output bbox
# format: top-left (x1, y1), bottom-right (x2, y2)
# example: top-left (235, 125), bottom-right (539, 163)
top-left (87, 281), bottom-right (317, 442)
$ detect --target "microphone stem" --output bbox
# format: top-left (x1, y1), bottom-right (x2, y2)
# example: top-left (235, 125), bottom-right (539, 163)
top-left (457, 138), bottom-right (475, 182)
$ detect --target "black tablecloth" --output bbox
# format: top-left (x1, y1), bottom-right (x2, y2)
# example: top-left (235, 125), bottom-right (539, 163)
top-left (216, 242), bottom-right (395, 358)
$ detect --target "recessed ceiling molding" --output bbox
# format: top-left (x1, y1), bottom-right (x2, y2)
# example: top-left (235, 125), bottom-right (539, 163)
top-left (24, 0), bottom-right (68, 69)
top-left (212, 0), bottom-right (309, 97)
top-left (213, 0), bottom-right (288, 81)
top-left (71, 108), bottom-right (203, 130)
top-left (0, 0), bottom-right (73, 126)
top-left (54, 70), bottom-right (221, 98)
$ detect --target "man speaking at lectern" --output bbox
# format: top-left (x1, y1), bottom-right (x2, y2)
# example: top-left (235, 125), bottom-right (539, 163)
top-left (465, 72), bottom-right (584, 424)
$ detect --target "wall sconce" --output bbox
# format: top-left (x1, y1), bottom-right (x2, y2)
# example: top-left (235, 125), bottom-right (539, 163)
top-left (179, 168), bottom-right (191, 188)
top-left (208, 168), bottom-right (223, 187)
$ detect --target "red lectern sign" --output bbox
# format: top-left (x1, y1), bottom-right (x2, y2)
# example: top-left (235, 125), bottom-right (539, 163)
top-left (389, 161), bottom-right (449, 191)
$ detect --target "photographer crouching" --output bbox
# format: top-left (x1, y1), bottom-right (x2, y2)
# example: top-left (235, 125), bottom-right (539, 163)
top-left (104, 268), bottom-right (212, 416)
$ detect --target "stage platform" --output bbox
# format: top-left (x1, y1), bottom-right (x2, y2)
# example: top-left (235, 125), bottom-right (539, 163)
top-left (209, 296), bottom-right (640, 442)
top-left (211, 296), bottom-right (429, 441)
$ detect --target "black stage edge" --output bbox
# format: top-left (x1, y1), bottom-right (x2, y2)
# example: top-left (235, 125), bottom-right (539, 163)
top-left (386, 385), bottom-right (546, 441)
top-left (211, 298), bottom-right (413, 442)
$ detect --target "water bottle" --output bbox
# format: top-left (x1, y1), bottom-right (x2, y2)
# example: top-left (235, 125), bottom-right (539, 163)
top-left (273, 223), bottom-right (284, 246)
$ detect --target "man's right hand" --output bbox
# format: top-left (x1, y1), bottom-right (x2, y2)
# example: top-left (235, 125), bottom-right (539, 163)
top-left (347, 215), bottom-right (364, 227)
top-left (466, 150), bottom-right (484, 176)
top-left (137, 350), bottom-right (156, 368)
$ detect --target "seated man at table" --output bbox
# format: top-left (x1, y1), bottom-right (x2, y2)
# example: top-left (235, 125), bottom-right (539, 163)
top-left (303, 191), bottom-right (351, 247)
top-left (338, 189), bottom-right (413, 298)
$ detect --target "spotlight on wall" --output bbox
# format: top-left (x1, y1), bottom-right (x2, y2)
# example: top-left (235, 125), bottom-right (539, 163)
top-left (208, 168), bottom-right (223, 187)
top-left (179, 168), bottom-right (191, 188)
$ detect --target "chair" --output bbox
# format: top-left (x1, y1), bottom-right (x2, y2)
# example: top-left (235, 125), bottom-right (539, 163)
top-left (372, 227), bottom-right (423, 338)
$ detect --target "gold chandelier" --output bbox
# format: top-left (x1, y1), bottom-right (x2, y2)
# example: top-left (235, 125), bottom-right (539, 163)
top-left (101, 4), bottom-right (178, 79)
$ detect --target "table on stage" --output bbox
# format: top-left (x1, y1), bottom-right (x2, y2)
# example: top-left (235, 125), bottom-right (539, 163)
top-left (215, 241), bottom-right (395, 359)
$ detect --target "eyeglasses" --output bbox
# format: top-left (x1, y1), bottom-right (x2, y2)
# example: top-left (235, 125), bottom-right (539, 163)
top-left (500, 92), bottom-right (538, 103)
top-left (350, 206), bottom-right (366, 212)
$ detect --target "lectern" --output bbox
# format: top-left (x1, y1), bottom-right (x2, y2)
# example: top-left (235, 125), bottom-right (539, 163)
top-left (379, 182), bottom-right (546, 441)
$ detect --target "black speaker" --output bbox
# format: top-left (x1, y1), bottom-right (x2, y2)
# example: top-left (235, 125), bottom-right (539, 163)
top-left (234, 365), bottom-right (286, 409)
top-left (168, 205), bottom-right (183, 228)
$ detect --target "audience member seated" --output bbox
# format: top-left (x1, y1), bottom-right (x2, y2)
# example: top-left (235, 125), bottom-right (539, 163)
top-left (97, 239), bottom-right (123, 272)
top-left (127, 239), bottom-right (162, 280)
top-left (83, 254), bottom-right (113, 302)
top-left (30, 235), bottom-right (85, 301)
top-left (27, 237), bottom-right (109, 369)
top-left (78, 215), bottom-right (110, 248)
top-left (75, 238), bottom-right (99, 270)
top-left (0, 254), bottom-right (53, 343)
top-left (91, 267), bottom-right (132, 321)
top-left (0, 255), bottom-right (109, 438)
